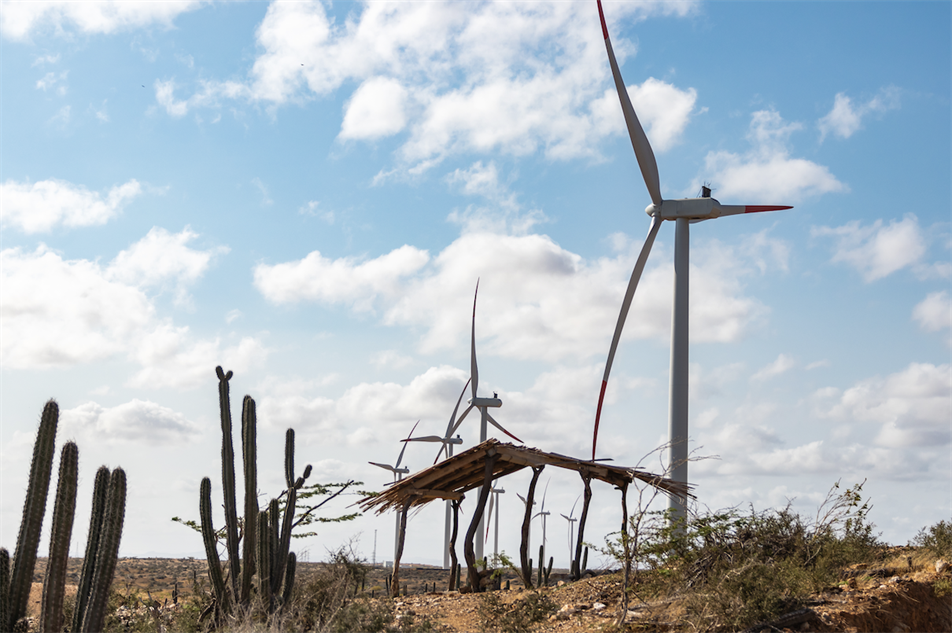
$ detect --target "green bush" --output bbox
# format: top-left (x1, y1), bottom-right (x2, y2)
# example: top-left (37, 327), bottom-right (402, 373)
top-left (476, 591), bottom-right (557, 633)
top-left (911, 520), bottom-right (952, 559)
top-left (604, 480), bottom-right (881, 631)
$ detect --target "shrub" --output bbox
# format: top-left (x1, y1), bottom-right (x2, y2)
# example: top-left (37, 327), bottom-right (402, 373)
top-left (911, 520), bottom-right (952, 559)
top-left (476, 590), bottom-right (557, 633)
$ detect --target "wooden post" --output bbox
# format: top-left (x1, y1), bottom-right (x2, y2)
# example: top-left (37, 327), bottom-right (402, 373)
top-left (519, 465), bottom-right (545, 588)
top-left (448, 497), bottom-right (461, 591)
top-left (464, 452), bottom-right (499, 592)
top-left (391, 498), bottom-right (412, 598)
top-left (572, 473), bottom-right (593, 581)
top-left (618, 482), bottom-right (631, 624)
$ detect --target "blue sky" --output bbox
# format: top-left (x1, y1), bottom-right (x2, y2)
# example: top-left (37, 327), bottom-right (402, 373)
top-left (1, 1), bottom-right (949, 567)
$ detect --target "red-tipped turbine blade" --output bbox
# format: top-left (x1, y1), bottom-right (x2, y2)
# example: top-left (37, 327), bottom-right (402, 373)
top-left (597, 0), bottom-right (663, 208)
top-left (745, 205), bottom-right (793, 213)
top-left (487, 412), bottom-right (522, 444)
top-left (593, 213), bottom-right (662, 459)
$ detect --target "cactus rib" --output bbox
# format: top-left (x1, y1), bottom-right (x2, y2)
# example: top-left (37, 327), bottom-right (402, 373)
top-left (81, 467), bottom-right (126, 633)
top-left (72, 466), bottom-right (109, 633)
top-left (199, 477), bottom-right (230, 616)
top-left (216, 366), bottom-right (241, 596)
top-left (240, 395), bottom-right (258, 604)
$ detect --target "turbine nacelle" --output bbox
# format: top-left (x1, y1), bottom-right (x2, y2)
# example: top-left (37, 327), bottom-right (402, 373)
top-left (469, 396), bottom-right (502, 408)
top-left (647, 198), bottom-right (793, 221)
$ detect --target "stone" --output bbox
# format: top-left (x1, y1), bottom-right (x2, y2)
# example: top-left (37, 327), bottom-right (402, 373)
top-left (593, 602), bottom-right (607, 612)
top-left (935, 559), bottom-right (949, 573)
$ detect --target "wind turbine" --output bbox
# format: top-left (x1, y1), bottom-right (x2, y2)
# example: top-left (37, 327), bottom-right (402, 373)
top-left (402, 380), bottom-right (469, 568)
top-left (369, 420), bottom-right (418, 565)
top-left (560, 495), bottom-right (580, 569)
top-left (533, 481), bottom-right (551, 568)
top-left (592, 0), bottom-right (793, 523)
top-left (449, 280), bottom-right (523, 561)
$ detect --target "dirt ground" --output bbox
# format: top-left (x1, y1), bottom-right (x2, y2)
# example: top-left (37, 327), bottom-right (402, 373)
top-left (28, 556), bottom-right (952, 632)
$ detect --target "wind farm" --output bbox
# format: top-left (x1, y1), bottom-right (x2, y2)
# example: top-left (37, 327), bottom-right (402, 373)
top-left (1, 0), bottom-right (949, 631)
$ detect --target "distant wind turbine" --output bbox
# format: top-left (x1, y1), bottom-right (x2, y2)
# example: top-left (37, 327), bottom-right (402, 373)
top-left (560, 495), bottom-right (580, 569)
top-left (449, 280), bottom-right (523, 561)
top-left (369, 420), bottom-right (418, 565)
top-left (592, 0), bottom-right (793, 523)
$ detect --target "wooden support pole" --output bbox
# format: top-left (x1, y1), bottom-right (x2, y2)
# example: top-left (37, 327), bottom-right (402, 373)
top-left (448, 497), bottom-right (461, 591)
top-left (391, 498), bottom-right (412, 598)
top-left (519, 465), bottom-right (545, 588)
top-left (572, 473), bottom-right (593, 581)
top-left (464, 453), bottom-right (498, 593)
top-left (618, 482), bottom-right (631, 624)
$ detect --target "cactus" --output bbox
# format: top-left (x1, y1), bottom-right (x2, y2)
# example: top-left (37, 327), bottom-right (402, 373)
top-left (7, 400), bottom-right (58, 631)
top-left (39, 441), bottom-right (78, 633)
top-left (239, 396), bottom-right (258, 604)
top-left (80, 467), bottom-right (126, 633)
top-left (1, 548), bottom-right (10, 633)
top-left (200, 477), bottom-right (230, 616)
top-left (216, 367), bottom-right (242, 597)
top-left (582, 546), bottom-right (589, 574)
top-left (537, 546), bottom-right (544, 587)
top-left (544, 556), bottom-right (553, 586)
top-left (197, 367), bottom-right (314, 614)
top-left (71, 467), bottom-right (109, 632)
top-left (281, 552), bottom-right (296, 605)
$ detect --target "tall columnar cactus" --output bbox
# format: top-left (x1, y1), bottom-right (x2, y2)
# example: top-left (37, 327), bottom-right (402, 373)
top-left (71, 467), bottom-right (109, 633)
top-left (1, 403), bottom-right (125, 633)
top-left (201, 367), bottom-right (312, 615)
top-left (39, 441), bottom-right (78, 633)
top-left (80, 467), bottom-right (127, 633)
top-left (200, 477), bottom-right (230, 615)
top-left (7, 400), bottom-right (58, 631)
top-left (240, 396), bottom-right (258, 604)
top-left (216, 367), bottom-right (242, 596)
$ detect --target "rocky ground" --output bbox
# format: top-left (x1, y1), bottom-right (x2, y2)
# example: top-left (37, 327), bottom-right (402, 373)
top-left (26, 555), bottom-right (952, 632)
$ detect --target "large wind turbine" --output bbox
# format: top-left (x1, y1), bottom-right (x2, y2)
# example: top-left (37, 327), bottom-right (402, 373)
top-left (449, 280), bottom-right (523, 561)
top-left (592, 0), bottom-right (793, 523)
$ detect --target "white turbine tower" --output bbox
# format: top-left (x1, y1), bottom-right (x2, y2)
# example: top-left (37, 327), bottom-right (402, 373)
top-left (592, 0), bottom-right (793, 523)
top-left (484, 487), bottom-right (505, 559)
top-left (369, 420), bottom-right (418, 565)
top-left (533, 482), bottom-right (551, 568)
top-left (450, 280), bottom-right (523, 561)
top-left (402, 380), bottom-right (469, 568)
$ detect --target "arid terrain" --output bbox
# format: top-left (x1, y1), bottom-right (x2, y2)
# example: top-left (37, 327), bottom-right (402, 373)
top-left (27, 551), bottom-right (952, 632)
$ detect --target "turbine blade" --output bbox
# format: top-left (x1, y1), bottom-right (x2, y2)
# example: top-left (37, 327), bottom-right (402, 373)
top-left (450, 404), bottom-right (475, 436)
top-left (487, 412), bottom-right (522, 443)
top-left (593, 213), bottom-right (662, 459)
top-left (368, 462), bottom-right (394, 472)
top-left (597, 0), bottom-right (663, 208)
top-left (485, 494), bottom-right (495, 543)
top-left (433, 444), bottom-right (447, 465)
top-left (715, 204), bottom-right (794, 218)
top-left (403, 436), bottom-right (444, 443)
top-left (445, 377), bottom-right (472, 437)
top-left (470, 280), bottom-right (480, 398)
top-left (395, 420), bottom-right (420, 469)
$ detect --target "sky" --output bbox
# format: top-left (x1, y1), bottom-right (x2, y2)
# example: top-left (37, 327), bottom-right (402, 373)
top-left (1, 0), bottom-right (950, 569)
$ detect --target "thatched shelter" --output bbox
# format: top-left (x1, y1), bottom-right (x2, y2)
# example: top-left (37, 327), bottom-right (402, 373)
top-left (361, 439), bottom-right (692, 595)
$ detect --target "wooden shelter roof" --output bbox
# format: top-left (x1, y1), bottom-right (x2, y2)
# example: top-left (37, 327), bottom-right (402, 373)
top-left (360, 439), bottom-right (693, 515)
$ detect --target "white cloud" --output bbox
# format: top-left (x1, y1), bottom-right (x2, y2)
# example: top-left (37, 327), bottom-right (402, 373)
top-left (0, 233), bottom-right (258, 384)
top-left (339, 77), bottom-right (408, 140)
top-left (159, 1), bottom-right (698, 171)
top-left (751, 354), bottom-right (796, 382)
top-left (821, 363), bottom-right (951, 448)
top-left (36, 70), bottom-right (68, 95)
top-left (251, 177), bottom-right (273, 206)
top-left (255, 228), bottom-right (774, 363)
top-left (371, 350), bottom-right (414, 370)
top-left (0, 178), bottom-right (141, 233)
top-left (253, 245), bottom-right (431, 310)
top-left (1, 0), bottom-right (205, 40)
top-left (818, 87), bottom-right (900, 141)
top-left (61, 399), bottom-right (200, 444)
top-left (912, 291), bottom-right (951, 336)
top-left (812, 213), bottom-right (927, 282)
top-left (107, 226), bottom-right (229, 305)
top-left (697, 109), bottom-right (847, 202)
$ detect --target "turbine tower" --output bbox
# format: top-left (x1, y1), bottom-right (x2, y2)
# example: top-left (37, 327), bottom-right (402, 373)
top-left (592, 0), bottom-right (793, 523)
